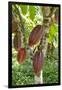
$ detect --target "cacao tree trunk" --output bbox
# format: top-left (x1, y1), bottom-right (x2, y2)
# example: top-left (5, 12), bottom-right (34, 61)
top-left (35, 70), bottom-right (43, 84)
top-left (34, 7), bottom-right (57, 84)
top-left (34, 27), bottom-right (49, 84)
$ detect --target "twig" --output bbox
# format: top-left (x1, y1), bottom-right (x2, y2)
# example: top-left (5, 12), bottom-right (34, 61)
top-left (14, 5), bottom-right (26, 46)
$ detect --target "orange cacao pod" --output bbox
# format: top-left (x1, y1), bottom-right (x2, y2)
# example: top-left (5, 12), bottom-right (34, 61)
top-left (12, 14), bottom-right (18, 33)
top-left (17, 48), bottom-right (26, 64)
top-left (13, 31), bottom-right (21, 51)
top-left (28, 25), bottom-right (44, 47)
top-left (33, 50), bottom-right (44, 76)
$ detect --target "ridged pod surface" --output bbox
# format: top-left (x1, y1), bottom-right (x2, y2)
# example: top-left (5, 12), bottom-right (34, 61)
top-left (17, 48), bottom-right (26, 64)
top-left (13, 31), bottom-right (21, 51)
top-left (33, 50), bottom-right (44, 76)
top-left (29, 25), bottom-right (44, 47)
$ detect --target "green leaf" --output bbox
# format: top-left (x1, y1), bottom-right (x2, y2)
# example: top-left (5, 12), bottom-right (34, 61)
top-left (20, 5), bottom-right (27, 15)
top-left (49, 23), bottom-right (58, 36)
top-left (48, 35), bottom-right (53, 43)
top-left (53, 39), bottom-right (58, 48)
top-left (29, 6), bottom-right (36, 20)
top-left (25, 29), bottom-right (30, 38)
top-left (48, 23), bottom-right (58, 44)
top-left (53, 33), bottom-right (58, 48)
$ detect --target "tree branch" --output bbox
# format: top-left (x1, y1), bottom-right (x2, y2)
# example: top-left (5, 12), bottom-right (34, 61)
top-left (14, 5), bottom-right (26, 46)
top-left (14, 5), bottom-right (33, 58)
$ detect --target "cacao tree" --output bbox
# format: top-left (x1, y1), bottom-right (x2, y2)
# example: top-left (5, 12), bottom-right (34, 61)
top-left (12, 4), bottom-right (59, 85)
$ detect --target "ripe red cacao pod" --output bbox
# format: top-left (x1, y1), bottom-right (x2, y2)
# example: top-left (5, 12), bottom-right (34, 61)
top-left (33, 50), bottom-right (44, 76)
top-left (17, 48), bottom-right (26, 64)
top-left (12, 14), bottom-right (18, 33)
top-left (13, 31), bottom-right (21, 51)
top-left (28, 25), bottom-right (44, 47)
